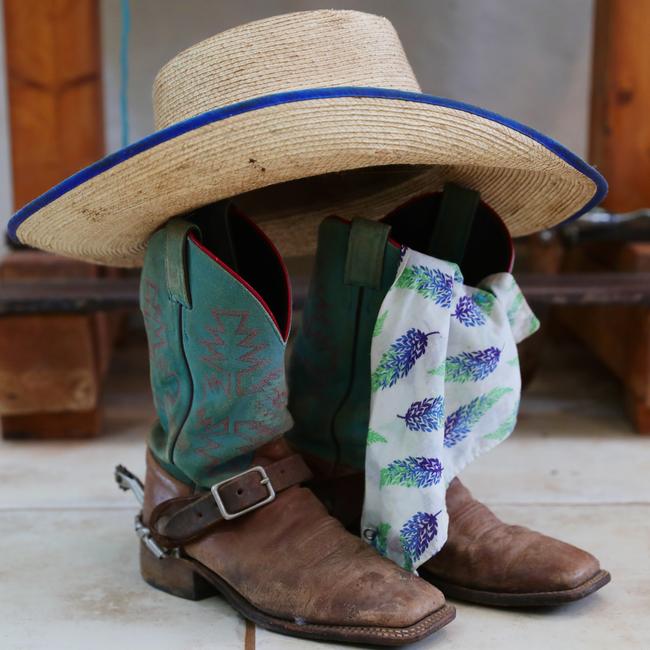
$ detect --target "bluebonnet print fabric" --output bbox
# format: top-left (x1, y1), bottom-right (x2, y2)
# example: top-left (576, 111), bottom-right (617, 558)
top-left (395, 265), bottom-right (453, 307)
top-left (398, 396), bottom-right (444, 431)
top-left (444, 347), bottom-right (501, 383)
top-left (443, 387), bottom-right (513, 448)
top-left (400, 511), bottom-right (441, 564)
top-left (453, 294), bottom-right (488, 327)
top-left (380, 456), bottom-right (443, 488)
top-left (371, 328), bottom-right (437, 391)
top-left (362, 249), bottom-right (539, 571)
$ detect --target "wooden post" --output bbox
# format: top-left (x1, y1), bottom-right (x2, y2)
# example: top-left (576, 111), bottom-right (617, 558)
top-left (1, 0), bottom-right (119, 438)
top-left (4, 0), bottom-right (105, 208)
top-left (559, 0), bottom-right (650, 433)
top-left (589, 0), bottom-right (650, 211)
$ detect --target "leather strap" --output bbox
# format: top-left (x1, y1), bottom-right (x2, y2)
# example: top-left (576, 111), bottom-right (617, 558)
top-left (344, 218), bottom-right (391, 289)
top-left (164, 219), bottom-right (200, 309)
top-left (150, 454), bottom-right (312, 546)
top-left (427, 183), bottom-right (480, 265)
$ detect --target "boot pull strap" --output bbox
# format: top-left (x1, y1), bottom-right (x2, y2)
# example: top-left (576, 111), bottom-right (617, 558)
top-left (427, 183), bottom-right (480, 265)
top-left (163, 219), bottom-right (200, 309)
top-left (344, 218), bottom-right (391, 289)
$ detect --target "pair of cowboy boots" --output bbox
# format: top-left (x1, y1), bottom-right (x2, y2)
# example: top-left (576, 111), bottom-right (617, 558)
top-left (128, 202), bottom-right (454, 645)
top-left (123, 196), bottom-right (608, 646)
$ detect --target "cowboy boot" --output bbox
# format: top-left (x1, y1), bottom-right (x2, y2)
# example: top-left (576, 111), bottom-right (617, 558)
top-left (123, 203), bottom-right (454, 645)
top-left (288, 193), bottom-right (610, 607)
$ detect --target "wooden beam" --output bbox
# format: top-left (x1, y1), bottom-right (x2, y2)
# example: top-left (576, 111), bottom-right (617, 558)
top-left (1, 0), bottom-right (118, 438)
top-left (589, 0), bottom-right (650, 211)
top-left (558, 0), bottom-right (650, 434)
top-left (4, 0), bottom-right (104, 207)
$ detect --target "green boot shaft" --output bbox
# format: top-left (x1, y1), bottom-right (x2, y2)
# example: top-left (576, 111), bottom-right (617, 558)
top-left (141, 207), bottom-right (292, 488)
top-left (287, 217), bottom-right (401, 469)
top-left (288, 194), bottom-right (513, 470)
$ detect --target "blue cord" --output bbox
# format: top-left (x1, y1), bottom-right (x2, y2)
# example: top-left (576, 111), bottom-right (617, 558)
top-left (119, 0), bottom-right (131, 147)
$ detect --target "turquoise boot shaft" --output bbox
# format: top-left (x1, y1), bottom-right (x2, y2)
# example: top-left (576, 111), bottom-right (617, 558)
top-left (141, 206), bottom-right (292, 488)
top-left (288, 194), bottom-right (513, 471)
top-left (287, 218), bottom-right (401, 469)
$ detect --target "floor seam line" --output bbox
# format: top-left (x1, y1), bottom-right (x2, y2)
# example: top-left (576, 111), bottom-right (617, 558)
top-left (0, 502), bottom-right (649, 513)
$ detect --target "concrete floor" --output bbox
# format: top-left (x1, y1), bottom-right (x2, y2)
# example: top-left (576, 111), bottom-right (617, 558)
top-left (0, 338), bottom-right (648, 649)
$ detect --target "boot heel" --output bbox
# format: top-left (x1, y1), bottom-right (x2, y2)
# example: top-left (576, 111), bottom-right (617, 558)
top-left (139, 543), bottom-right (216, 601)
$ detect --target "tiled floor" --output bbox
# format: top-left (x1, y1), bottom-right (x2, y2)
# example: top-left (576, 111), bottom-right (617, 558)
top-left (1, 338), bottom-right (649, 649)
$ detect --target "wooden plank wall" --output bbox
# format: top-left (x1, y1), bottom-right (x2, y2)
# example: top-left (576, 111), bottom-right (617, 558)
top-left (559, 0), bottom-right (650, 433)
top-left (1, 0), bottom-right (118, 438)
top-left (5, 0), bottom-right (104, 207)
top-left (589, 0), bottom-right (650, 210)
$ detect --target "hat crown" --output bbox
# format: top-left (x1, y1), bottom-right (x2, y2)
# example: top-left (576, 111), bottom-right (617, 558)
top-left (153, 10), bottom-right (420, 130)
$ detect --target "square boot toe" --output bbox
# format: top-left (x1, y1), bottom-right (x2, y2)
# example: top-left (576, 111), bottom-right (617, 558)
top-left (423, 524), bottom-right (602, 595)
top-left (517, 533), bottom-right (601, 593)
top-left (333, 561), bottom-right (447, 628)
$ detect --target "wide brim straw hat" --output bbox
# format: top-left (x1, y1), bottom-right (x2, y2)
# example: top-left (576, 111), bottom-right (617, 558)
top-left (8, 10), bottom-right (606, 267)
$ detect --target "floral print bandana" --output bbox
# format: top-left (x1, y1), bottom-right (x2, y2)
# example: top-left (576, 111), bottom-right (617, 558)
top-left (362, 247), bottom-right (539, 571)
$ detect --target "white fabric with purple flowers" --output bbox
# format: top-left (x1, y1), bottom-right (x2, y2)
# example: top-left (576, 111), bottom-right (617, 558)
top-left (362, 247), bottom-right (539, 572)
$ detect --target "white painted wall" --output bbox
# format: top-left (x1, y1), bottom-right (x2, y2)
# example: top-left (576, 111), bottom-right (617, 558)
top-left (100, 0), bottom-right (594, 155)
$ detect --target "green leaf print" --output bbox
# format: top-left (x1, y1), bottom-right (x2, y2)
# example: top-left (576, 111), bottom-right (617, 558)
top-left (373, 311), bottom-right (388, 338)
top-left (367, 429), bottom-right (388, 445)
top-left (473, 290), bottom-right (496, 316)
top-left (371, 328), bottom-right (436, 392)
top-left (427, 362), bottom-right (446, 377)
top-left (372, 522), bottom-right (391, 556)
top-left (380, 457), bottom-right (443, 488)
top-left (483, 403), bottom-right (519, 442)
top-left (444, 347), bottom-right (501, 383)
top-left (444, 387), bottom-right (513, 447)
top-left (395, 265), bottom-right (453, 308)
top-left (507, 291), bottom-right (525, 324)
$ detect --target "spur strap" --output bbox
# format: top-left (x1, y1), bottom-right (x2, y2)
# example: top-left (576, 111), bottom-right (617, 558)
top-left (149, 454), bottom-right (312, 546)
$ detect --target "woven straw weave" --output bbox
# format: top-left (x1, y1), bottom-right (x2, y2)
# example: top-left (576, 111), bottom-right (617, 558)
top-left (13, 10), bottom-right (598, 266)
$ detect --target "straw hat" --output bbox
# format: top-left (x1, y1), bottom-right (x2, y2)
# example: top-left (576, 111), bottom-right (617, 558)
top-left (8, 10), bottom-right (606, 267)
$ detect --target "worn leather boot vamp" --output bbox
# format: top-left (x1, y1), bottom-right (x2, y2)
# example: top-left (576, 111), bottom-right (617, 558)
top-left (142, 448), bottom-right (454, 644)
top-left (419, 479), bottom-right (611, 606)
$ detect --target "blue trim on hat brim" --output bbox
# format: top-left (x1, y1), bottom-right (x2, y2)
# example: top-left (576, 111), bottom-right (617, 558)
top-left (7, 86), bottom-right (607, 242)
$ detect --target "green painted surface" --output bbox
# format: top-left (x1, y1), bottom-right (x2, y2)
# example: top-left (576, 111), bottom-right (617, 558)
top-left (141, 218), bottom-right (291, 488)
top-left (288, 217), bottom-right (400, 469)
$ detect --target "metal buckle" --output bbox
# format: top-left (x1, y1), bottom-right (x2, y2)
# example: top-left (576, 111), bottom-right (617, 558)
top-left (210, 465), bottom-right (276, 520)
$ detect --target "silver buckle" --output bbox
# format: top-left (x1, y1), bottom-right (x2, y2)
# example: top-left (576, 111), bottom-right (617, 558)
top-left (210, 466), bottom-right (276, 520)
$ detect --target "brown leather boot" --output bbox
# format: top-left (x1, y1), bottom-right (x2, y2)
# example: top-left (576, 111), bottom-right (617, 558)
top-left (418, 479), bottom-right (611, 607)
top-left (119, 207), bottom-right (454, 644)
top-left (308, 470), bottom-right (610, 608)
top-left (287, 201), bottom-right (610, 608)
top-left (137, 441), bottom-right (454, 645)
